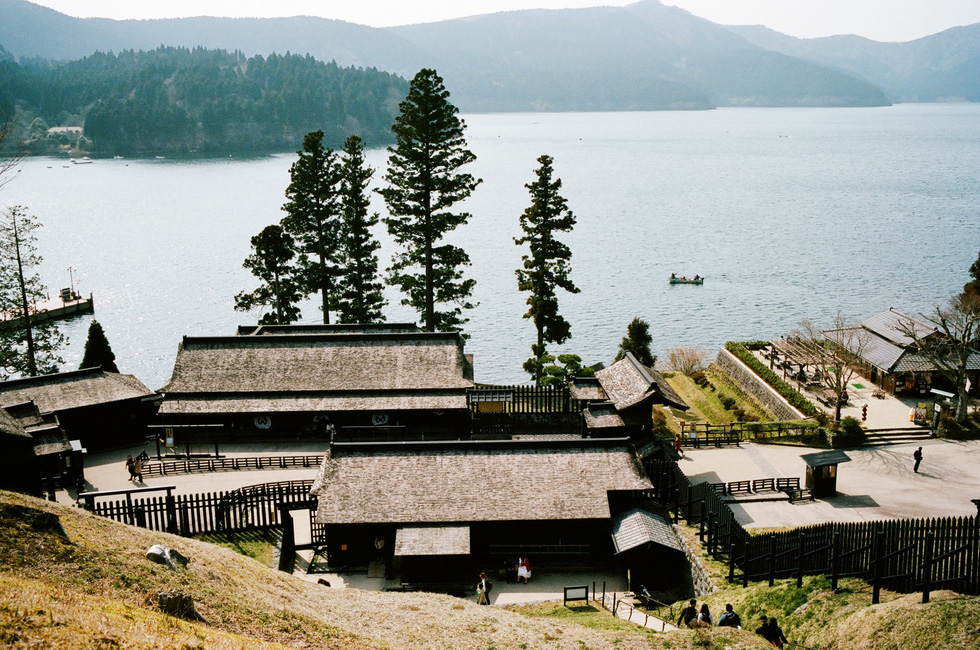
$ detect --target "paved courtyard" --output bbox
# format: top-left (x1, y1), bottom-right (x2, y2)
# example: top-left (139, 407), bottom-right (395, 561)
top-left (679, 438), bottom-right (980, 529)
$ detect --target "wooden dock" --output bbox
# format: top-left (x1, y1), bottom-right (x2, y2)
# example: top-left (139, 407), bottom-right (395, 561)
top-left (0, 292), bottom-right (94, 327)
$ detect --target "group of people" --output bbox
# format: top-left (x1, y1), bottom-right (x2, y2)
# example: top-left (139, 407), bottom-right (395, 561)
top-left (124, 454), bottom-right (143, 482)
top-left (677, 601), bottom-right (787, 646)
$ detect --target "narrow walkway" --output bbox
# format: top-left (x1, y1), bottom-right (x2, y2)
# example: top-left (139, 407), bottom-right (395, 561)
top-left (610, 595), bottom-right (677, 632)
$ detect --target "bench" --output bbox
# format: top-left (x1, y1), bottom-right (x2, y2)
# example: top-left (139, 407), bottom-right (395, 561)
top-left (776, 477), bottom-right (801, 492)
top-left (728, 480), bottom-right (752, 496)
top-left (752, 478), bottom-right (776, 493)
top-left (708, 482), bottom-right (727, 495)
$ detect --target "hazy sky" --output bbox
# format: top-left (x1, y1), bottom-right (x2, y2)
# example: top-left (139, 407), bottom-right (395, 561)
top-left (27, 0), bottom-right (980, 42)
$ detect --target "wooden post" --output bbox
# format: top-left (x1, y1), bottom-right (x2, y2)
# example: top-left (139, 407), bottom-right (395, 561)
top-left (922, 530), bottom-right (934, 604)
top-left (278, 505), bottom-right (296, 573)
top-left (768, 535), bottom-right (777, 587)
top-left (742, 537), bottom-right (750, 588)
top-left (728, 543), bottom-right (736, 583)
top-left (796, 532), bottom-right (806, 588)
top-left (831, 530), bottom-right (841, 591)
top-left (686, 486), bottom-right (694, 522)
top-left (165, 495), bottom-right (178, 535)
top-left (698, 500), bottom-right (705, 543)
top-left (872, 527), bottom-right (885, 604)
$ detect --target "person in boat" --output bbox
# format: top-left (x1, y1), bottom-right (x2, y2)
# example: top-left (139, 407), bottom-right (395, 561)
top-left (670, 272), bottom-right (676, 279)
top-left (694, 275), bottom-right (700, 281)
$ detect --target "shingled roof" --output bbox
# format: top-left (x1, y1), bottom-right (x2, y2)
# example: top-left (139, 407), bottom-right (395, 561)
top-left (611, 508), bottom-right (684, 554)
top-left (595, 353), bottom-right (688, 412)
top-left (0, 369), bottom-right (153, 414)
top-left (159, 331), bottom-right (474, 414)
top-left (311, 442), bottom-right (651, 526)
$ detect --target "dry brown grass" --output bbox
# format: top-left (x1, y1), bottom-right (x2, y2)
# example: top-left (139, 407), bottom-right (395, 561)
top-left (0, 491), bottom-right (676, 649)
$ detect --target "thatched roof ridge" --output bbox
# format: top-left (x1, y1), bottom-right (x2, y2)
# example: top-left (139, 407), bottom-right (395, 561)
top-left (0, 369), bottom-right (153, 414)
top-left (0, 406), bottom-right (31, 440)
top-left (160, 332), bottom-right (474, 395)
top-left (237, 323), bottom-right (422, 337)
top-left (312, 443), bottom-right (651, 525)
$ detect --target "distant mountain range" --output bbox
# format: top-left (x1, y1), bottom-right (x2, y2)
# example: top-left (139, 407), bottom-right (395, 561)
top-left (0, 0), bottom-right (976, 110)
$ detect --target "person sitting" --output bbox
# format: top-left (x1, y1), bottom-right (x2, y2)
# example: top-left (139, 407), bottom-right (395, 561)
top-left (717, 603), bottom-right (741, 628)
top-left (517, 556), bottom-right (531, 584)
top-left (755, 615), bottom-right (770, 640)
top-left (694, 274), bottom-right (700, 281)
top-left (677, 599), bottom-right (698, 628)
top-left (768, 617), bottom-right (788, 648)
top-left (695, 603), bottom-right (712, 627)
top-left (671, 272), bottom-right (676, 279)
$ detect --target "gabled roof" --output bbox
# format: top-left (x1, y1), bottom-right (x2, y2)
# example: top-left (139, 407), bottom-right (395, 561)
top-left (569, 376), bottom-right (607, 402)
top-left (236, 323), bottom-right (422, 337)
top-left (0, 369), bottom-right (153, 414)
top-left (311, 441), bottom-right (651, 526)
top-left (801, 450), bottom-right (851, 467)
top-left (583, 402), bottom-right (626, 429)
top-left (160, 331), bottom-right (475, 411)
top-left (0, 406), bottom-right (32, 441)
top-left (611, 508), bottom-right (684, 555)
top-left (595, 353), bottom-right (688, 411)
top-left (861, 309), bottom-right (937, 347)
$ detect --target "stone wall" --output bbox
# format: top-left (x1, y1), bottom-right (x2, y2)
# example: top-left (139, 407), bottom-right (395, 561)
top-left (674, 525), bottom-right (716, 598)
top-left (714, 348), bottom-right (804, 421)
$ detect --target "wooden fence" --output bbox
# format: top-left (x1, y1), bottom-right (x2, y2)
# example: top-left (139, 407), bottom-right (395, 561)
top-left (469, 384), bottom-right (579, 414)
top-left (679, 420), bottom-right (818, 441)
top-left (142, 455), bottom-right (323, 478)
top-left (644, 454), bottom-right (980, 600)
top-left (85, 480), bottom-right (315, 537)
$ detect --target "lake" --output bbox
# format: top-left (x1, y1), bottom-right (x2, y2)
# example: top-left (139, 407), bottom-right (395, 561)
top-left (1, 104), bottom-right (978, 389)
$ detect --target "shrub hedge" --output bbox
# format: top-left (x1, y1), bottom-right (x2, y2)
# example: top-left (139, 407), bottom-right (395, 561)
top-left (725, 341), bottom-right (819, 417)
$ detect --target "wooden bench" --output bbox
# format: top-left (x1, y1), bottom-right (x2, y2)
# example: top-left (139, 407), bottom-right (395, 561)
top-left (752, 478), bottom-right (777, 493)
top-left (708, 483), bottom-right (727, 495)
top-left (728, 480), bottom-right (752, 496)
top-left (776, 477), bottom-right (801, 492)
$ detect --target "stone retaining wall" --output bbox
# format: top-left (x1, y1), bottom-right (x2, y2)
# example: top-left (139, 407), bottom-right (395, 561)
top-left (714, 348), bottom-right (805, 421)
top-left (674, 525), bottom-right (716, 598)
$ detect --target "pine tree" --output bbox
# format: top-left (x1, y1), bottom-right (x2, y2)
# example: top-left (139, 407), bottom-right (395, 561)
top-left (378, 68), bottom-right (481, 334)
top-left (281, 130), bottom-right (342, 324)
top-left (615, 317), bottom-right (656, 368)
top-left (515, 155), bottom-right (579, 384)
top-left (80, 319), bottom-right (118, 372)
top-left (0, 206), bottom-right (65, 378)
top-left (234, 224), bottom-right (304, 325)
top-left (336, 135), bottom-right (386, 323)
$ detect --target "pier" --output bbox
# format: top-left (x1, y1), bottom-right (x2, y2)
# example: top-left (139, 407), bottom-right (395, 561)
top-left (1, 292), bottom-right (94, 327)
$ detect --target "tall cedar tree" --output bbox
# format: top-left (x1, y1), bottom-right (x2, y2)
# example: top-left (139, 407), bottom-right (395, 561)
top-left (379, 69), bottom-right (481, 333)
top-left (615, 317), bottom-right (656, 368)
top-left (80, 319), bottom-right (118, 372)
top-left (515, 155), bottom-right (579, 384)
top-left (234, 224), bottom-right (304, 325)
top-left (0, 206), bottom-right (65, 378)
top-left (336, 135), bottom-right (386, 323)
top-left (281, 130), bottom-right (342, 323)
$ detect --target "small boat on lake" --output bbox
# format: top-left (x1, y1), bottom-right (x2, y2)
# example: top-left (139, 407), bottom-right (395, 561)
top-left (669, 274), bottom-right (704, 285)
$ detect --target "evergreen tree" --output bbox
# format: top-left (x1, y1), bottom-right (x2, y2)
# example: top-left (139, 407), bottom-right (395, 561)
top-left (234, 224), bottom-right (304, 325)
top-left (378, 68), bottom-right (481, 334)
top-left (963, 250), bottom-right (980, 301)
top-left (281, 130), bottom-right (342, 323)
top-left (80, 319), bottom-right (118, 372)
top-left (615, 317), bottom-right (656, 368)
top-left (515, 155), bottom-right (579, 384)
top-left (336, 135), bottom-right (386, 323)
top-left (0, 206), bottom-right (65, 378)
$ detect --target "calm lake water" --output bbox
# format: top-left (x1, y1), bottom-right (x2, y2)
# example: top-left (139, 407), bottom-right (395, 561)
top-left (2, 104), bottom-right (978, 389)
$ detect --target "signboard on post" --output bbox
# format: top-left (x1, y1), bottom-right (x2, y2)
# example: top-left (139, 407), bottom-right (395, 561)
top-left (563, 585), bottom-right (589, 606)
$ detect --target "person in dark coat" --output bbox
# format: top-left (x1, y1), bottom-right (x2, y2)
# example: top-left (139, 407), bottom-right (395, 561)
top-left (913, 447), bottom-right (923, 473)
top-left (768, 617), bottom-right (788, 648)
top-left (677, 599), bottom-right (698, 627)
top-left (755, 615), bottom-right (770, 640)
top-left (125, 455), bottom-right (135, 480)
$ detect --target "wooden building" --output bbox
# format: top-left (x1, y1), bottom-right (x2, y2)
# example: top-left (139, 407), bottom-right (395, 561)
top-left (0, 368), bottom-right (155, 451)
top-left (158, 324), bottom-right (474, 442)
top-left (834, 309), bottom-right (980, 396)
top-left (308, 438), bottom-right (655, 586)
top-left (571, 352), bottom-right (688, 438)
top-left (0, 407), bottom-right (41, 495)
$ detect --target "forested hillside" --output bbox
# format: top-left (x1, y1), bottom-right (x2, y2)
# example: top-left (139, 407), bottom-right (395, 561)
top-left (0, 45), bottom-right (408, 155)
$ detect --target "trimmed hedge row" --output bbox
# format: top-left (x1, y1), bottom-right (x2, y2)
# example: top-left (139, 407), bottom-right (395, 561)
top-left (725, 341), bottom-right (819, 417)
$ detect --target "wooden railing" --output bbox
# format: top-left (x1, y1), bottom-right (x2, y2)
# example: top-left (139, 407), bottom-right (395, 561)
top-left (141, 454), bottom-right (323, 477)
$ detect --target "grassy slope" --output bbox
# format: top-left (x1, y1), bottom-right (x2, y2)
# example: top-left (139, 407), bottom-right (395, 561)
top-left (664, 368), bottom-right (769, 425)
top-left (0, 491), bottom-right (672, 649)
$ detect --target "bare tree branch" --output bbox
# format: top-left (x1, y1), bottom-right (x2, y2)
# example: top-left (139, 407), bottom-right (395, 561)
top-left (792, 312), bottom-right (870, 421)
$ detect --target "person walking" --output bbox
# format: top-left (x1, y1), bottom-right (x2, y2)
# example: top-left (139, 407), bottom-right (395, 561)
top-left (125, 455), bottom-right (135, 481)
top-left (133, 456), bottom-right (143, 482)
top-left (674, 433), bottom-right (684, 457)
top-left (476, 572), bottom-right (489, 605)
top-left (913, 446), bottom-right (923, 473)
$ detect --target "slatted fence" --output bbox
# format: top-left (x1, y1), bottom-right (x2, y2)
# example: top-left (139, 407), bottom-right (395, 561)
top-left (141, 455), bottom-right (323, 478)
top-left (86, 480), bottom-right (315, 537)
